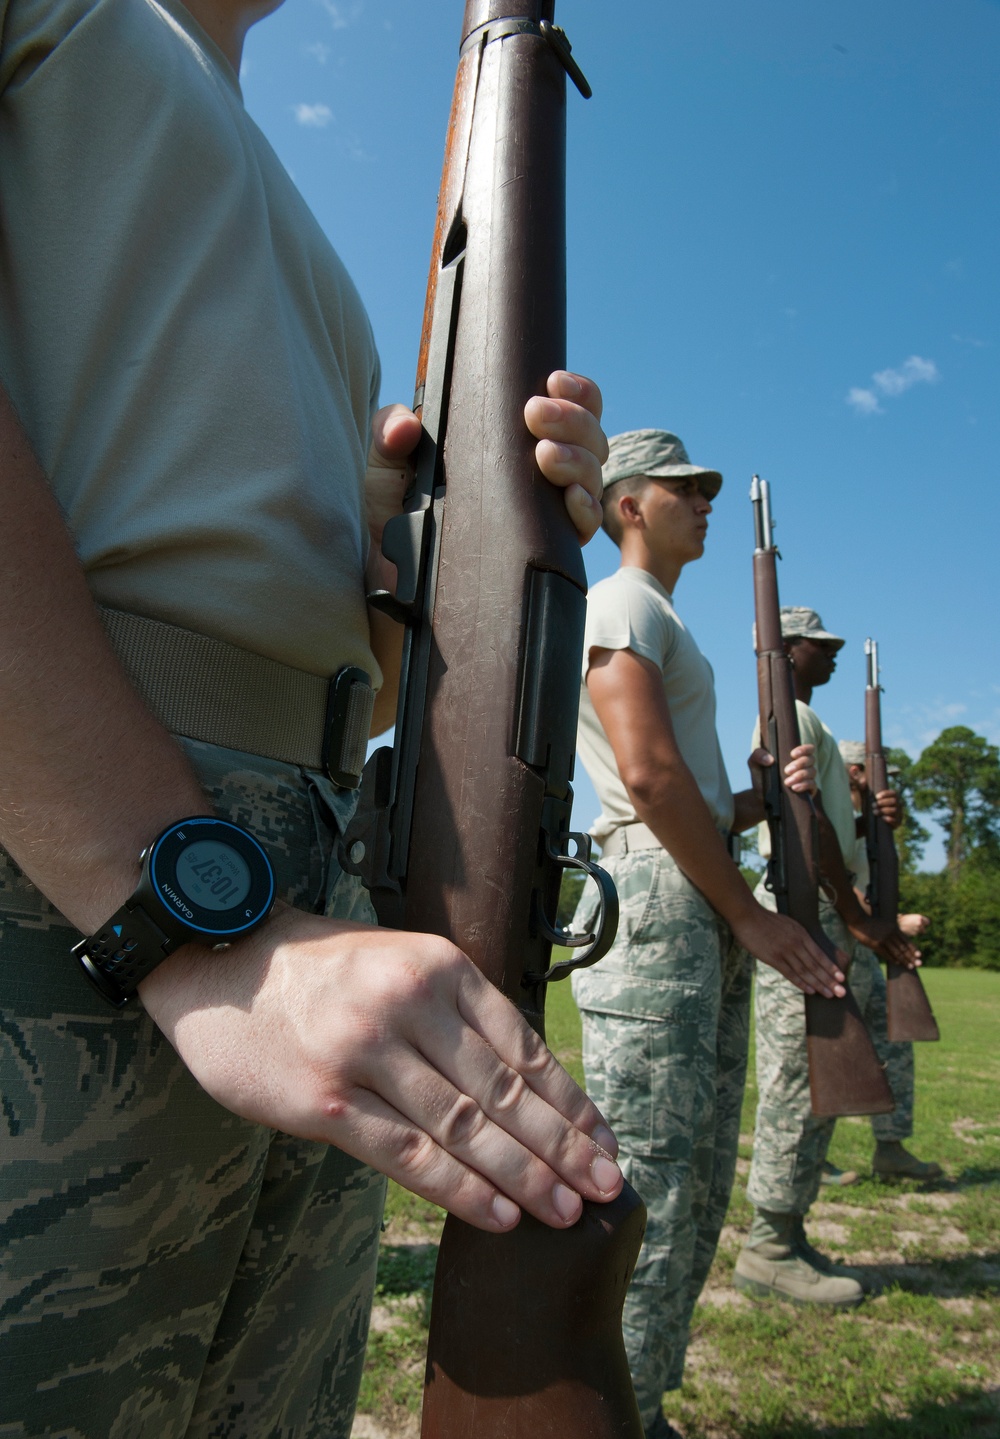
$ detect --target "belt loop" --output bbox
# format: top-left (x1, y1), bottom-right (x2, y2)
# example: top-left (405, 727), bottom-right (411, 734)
top-left (322, 667), bottom-right (375, 789)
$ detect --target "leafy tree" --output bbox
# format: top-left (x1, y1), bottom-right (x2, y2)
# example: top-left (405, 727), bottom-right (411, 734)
top-left (911, 726), bottom-right (1000, 881)
top-left (885, 746), bottom-right (930, 873)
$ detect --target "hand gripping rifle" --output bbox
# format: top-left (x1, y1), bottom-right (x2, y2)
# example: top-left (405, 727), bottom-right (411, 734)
top-left (864, 640), bottom-right (940, 1042)
top-left (750, 477), bottom-right (893, 1117)
top-left (341, 5), bottom-right (646, 1434)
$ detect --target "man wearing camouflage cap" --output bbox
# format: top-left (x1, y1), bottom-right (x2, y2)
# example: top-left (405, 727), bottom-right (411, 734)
top-left (736, 609), bottom-right (922, 1308)
top-left (571, 432), bottom-right (847, 1439)
top-left (835, 741), bottom-right (942, 1182)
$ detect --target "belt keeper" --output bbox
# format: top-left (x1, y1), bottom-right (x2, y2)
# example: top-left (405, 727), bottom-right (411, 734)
top-left (323, 667), bottom-right (375, 789)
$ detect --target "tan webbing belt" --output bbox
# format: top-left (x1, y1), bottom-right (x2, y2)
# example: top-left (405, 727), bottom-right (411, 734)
top-left (600, 822), bottom-right (662, 857)
top-left (99, 607), bottom-right (373, 780)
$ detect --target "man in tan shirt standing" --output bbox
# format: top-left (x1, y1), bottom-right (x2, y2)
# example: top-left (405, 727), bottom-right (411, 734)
top-left (572, 430), bottom-right (844, 1439)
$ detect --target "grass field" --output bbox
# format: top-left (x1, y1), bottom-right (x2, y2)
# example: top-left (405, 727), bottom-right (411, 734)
top-left (352, 968), bottom-right (1000, 1438)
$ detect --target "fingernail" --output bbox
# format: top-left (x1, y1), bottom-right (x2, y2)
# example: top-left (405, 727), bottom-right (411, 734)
top-left (552, 1183), bottom-right (582, 1222)
top-left (558, 372), bottom-right (583, 396)
top-left (492, 1195), bottom-right (519, 1228)
top-left (550, 442), bottom-right (574, 462)
top-left (591, 1124), bottom-right (617, 1156)
top-left (538, 398), bottom-right (563, 421)
top-left (591, 1155), bottom-right (621, 1194)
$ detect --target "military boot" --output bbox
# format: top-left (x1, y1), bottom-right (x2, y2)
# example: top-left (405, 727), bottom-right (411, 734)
top-left (791, 1217), bottom-right (871, 1289)
top-left (872, 1141), bottom-right (943, 1181)
top-left (733, 1210), bottom-right (863, 1308)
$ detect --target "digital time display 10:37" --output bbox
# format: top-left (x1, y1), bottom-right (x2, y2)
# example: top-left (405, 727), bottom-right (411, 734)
top-left (174, 840), bottom-right (252, 912)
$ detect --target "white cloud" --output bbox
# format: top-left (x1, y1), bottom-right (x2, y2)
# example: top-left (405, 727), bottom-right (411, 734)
top-left (846, 354), bottom-right (939, 416)
top-left (316, 0), bottom-right (362, 28)
top-left (293, 103), bottom-right (333, 128)
top-left (872, 355), bottom-right (940, 396)
top-left (846, 387), bottom-right (882, 415)
top-left (306, 41), bottom-right (331, 64)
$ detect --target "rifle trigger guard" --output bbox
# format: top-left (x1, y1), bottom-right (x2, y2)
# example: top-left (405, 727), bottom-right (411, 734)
top-left (524, 832), bottom-right (619, 986)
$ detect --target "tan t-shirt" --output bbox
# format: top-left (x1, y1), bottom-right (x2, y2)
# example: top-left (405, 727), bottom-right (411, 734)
top-left (755, 701), bottom-right (857, 868)
top-left (0, 0), bottom-right (381, 681)
top-left (577, 567), bottom-right (735, 841)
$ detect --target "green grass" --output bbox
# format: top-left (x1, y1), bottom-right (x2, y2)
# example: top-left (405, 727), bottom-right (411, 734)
top-left (355, 967), bottom-right (1000, 1438)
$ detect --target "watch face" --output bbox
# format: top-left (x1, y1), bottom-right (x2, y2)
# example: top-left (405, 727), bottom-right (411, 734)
top-left (175, 841), bottom-right (252, 912)
top-left (148, 819), bottom-right (275, 939)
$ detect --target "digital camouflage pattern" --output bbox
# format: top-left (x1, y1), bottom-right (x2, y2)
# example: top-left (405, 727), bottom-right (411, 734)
top-left (573, 846), bottom-right (751, 1427)
top-left (601, 429), bottom-right (723, 499)
top-left (747, 882), bottom-right (913, 1216)
top-left (0, 739), bottom-right (386, 1439)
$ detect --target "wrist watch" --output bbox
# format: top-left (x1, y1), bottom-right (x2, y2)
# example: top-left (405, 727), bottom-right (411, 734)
top-left (73, 817), bottom-right (276, 1009)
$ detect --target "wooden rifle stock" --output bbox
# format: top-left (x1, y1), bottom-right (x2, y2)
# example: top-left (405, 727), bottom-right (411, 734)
top-left (343, 4), bottom-right (646, 1434)
top-left (750, 478), bottom-right (893, 1118)
top-left (864, 640), bottom-right (939, 1043)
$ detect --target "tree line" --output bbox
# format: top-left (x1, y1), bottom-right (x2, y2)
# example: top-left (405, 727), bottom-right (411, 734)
top-left (893, 726), bottom-right (1000, 970)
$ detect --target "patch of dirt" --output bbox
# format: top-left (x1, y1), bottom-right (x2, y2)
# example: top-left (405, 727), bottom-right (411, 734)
top-left (715, 1223), bottom-right (745, 1253)
top-left (807, 1218), bottom-right (851, 1245)
top-left (352, 1415), bottom-right (418, 1439)
top-left (953, 1117), bottom-right (990, 1144)
top-left (940, 1297), bottom-right (978, 1314)
top-left (896, 1189), bottom-right (962, 1211)
top-left (368, 1296), bottom-right (424, 1334)
top-left (698, 1283), bottom-right (750, 1309)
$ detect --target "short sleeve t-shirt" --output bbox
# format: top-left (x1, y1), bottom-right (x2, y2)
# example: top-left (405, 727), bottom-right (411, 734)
top-left (0, 0), bottom-right (381, 681)
top-left (755, 700), bottom-right (857, 869)
top-left (576, 567), bottom-right (735, 841)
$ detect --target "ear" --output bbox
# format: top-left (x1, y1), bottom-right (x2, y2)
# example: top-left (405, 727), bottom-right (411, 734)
top-left (619, 493), bottom-right (643, 528)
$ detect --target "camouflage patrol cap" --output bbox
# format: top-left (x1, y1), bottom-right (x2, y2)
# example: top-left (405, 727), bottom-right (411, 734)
top-left (779, 606), bottom-right (845, 651)
top-left (839, 739), bottom-right (901, 775)
top-left (839, 740), bottom-right (867, 766)
top-left (602, 429), bottom-right (722, 499)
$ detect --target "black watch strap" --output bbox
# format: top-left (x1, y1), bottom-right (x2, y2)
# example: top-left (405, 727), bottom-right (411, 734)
top-left (72, 902), bottom-right (175, 1009)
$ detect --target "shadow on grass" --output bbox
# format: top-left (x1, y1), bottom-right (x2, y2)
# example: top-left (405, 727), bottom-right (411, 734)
top-left (952, 1167), bottom-right (1000, 1189)
top-left (849, 1250), bottom-right (1000, 1299)
top-left (736, 1389), bottom-right (998, 1438)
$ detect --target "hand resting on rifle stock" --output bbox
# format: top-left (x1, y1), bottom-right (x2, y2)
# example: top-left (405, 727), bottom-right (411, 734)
top-left (140, 907), bottom-right (624, 1236)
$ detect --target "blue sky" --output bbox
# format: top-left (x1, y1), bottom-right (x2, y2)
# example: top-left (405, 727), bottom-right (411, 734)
top-left (242, 1), bottom-right (999, 869)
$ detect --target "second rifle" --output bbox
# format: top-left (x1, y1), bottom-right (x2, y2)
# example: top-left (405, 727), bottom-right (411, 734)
top-left (751, 476), bottom-right (894, 1117)
top-left (864, 639), bottom-right (940, 1042)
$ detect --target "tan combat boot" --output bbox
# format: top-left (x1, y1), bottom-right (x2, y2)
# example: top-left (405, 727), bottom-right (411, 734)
top-left (734, 1210), bottom-right (863, 1308)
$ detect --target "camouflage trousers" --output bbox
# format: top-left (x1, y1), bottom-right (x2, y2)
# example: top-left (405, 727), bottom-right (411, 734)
top-left (747, 885), bottom-right (913, 1217)
top-left (572, 846), bottom-right (751, 1427)
top-left (0, 739), bottom-right (387, 1439)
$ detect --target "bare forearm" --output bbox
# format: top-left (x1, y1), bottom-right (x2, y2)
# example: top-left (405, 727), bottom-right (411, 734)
top-left (732, 787), bottom-right (766, 832)
top-left (0, 386), bottom-right (207, 932)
